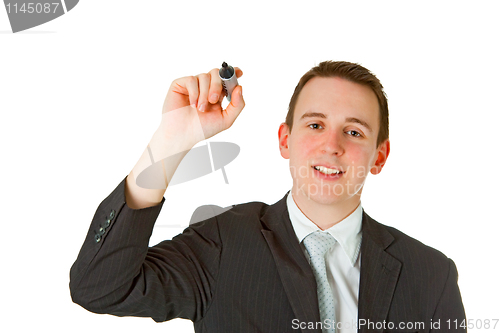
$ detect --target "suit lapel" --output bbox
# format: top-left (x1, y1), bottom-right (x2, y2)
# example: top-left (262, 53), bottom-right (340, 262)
top-left (260, 193), bottom-right (322, 333)
top-left (358, 212), bottom-right (402, 333)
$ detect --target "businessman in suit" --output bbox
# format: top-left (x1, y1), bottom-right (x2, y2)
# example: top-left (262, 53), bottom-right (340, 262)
top-left (70, 61), bottom-right (466, 332)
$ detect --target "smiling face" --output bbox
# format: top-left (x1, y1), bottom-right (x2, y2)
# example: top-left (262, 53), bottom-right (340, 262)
top-left (279, 76), bottom-right (390, 213)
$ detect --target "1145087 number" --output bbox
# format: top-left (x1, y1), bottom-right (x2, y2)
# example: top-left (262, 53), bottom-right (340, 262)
top-left (5, 3), bottom-right (60, 14)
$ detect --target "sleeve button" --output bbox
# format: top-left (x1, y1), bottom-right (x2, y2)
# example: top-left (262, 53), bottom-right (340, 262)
top-left (110, 210), bottom-right (115, 219)
top-left (104, 219), bottom-right (111, 228)
top-left (95, 234), bottom-right (101, 243)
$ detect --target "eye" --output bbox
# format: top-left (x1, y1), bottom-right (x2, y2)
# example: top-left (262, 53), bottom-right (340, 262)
top-left (346, 130), bottom-right (362, 137)
top-left (308, 123), bottom-right (323, 130)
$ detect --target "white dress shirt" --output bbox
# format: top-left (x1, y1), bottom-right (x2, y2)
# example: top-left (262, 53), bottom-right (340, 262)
top-left (286, 192), bottom-right (363, 333)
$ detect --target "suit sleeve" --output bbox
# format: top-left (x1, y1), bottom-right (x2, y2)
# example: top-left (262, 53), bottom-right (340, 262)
top-left (431, 258), bottom-right (467, 332)
top-left (69, 175), bottom-right (222, 323)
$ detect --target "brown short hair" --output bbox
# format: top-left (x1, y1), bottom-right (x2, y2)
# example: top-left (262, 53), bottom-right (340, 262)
top-left (286, 61), bottom-right (389, 147)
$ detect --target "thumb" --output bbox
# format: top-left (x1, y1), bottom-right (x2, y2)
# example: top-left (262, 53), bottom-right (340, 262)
top-left (223, 85), bottom-right (245, 128)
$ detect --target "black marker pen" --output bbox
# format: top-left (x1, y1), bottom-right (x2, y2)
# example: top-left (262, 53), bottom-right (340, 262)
top-left (219, 62), bottom-right (238, 102)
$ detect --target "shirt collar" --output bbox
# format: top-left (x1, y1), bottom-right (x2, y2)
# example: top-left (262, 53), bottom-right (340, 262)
top-left (286, 191), bottom-right (363, 266)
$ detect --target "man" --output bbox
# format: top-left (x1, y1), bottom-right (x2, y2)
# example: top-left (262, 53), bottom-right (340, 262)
top-left (70, 61), bottom-right (466, 332)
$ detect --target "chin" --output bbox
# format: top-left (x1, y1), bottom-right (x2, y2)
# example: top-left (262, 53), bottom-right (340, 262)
top-left (295, 180), bottom-right (363, 207)
top-left (308, 193), bottom-right (347, 206)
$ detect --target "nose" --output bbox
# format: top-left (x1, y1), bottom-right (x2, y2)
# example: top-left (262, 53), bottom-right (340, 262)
top-left (321, 129), bottom-right (345, 156)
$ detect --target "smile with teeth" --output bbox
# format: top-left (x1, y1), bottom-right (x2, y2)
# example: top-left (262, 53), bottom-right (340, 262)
top-left (313, 166), bottom-right (343, 175)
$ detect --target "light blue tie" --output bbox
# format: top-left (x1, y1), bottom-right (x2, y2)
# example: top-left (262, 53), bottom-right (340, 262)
top-left (303, 231), bottom-right (337, 333)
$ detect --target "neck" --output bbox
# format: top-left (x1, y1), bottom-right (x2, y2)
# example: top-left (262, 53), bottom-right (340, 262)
top-left (291, 190), bottom-right (361, 230)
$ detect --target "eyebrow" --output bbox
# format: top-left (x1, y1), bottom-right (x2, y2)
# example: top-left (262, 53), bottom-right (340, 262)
top-left (345, 117), bottom-right (373, 133)
top-left (299, 112), bottom-right (373, 133)
top-left (300, 112), bottom-right (327, 120)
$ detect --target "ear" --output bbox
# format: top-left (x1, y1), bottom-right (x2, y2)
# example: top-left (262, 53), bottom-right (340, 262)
top-left (278, 122), bottom-right (291, 159)
top-left (370, 139), bottom-right (390, 175)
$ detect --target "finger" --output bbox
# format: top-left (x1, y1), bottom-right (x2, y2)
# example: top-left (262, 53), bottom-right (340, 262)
top-left (234, 67), bottom-right (243, 78)
top-left (208, 68), bottom-right (223, 104)
top-left (196, 73), bottom-right (210, 112)
top-left (176, 75), bottom-right (199, 107)
top-left (223, 85), bottom-right (245, 128)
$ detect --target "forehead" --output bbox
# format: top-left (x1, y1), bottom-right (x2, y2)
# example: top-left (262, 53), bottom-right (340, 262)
top-left (293, 76), bottom-right (379, 125)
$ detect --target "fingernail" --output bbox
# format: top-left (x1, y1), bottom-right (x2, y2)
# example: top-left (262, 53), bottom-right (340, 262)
top-left (199, 103), bottom-right (205, 112)
top-left (210, 94), bottom-right (218, 103)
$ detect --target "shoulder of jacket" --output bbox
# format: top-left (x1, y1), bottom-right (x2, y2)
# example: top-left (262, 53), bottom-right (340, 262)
top-left (366, 216), bottom-right (451, 265)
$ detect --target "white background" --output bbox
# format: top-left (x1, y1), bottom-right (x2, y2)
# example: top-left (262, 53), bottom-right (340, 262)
top-left (1, 1), bottom-right (499, 332)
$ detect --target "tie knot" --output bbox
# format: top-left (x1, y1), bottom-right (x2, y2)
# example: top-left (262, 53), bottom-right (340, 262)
top-left (303, 231), bottom-right (336, 258)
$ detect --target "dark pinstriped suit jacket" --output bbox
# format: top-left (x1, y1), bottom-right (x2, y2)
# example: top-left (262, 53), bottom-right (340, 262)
top-left (70, 176), bottom-right (466, 332)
